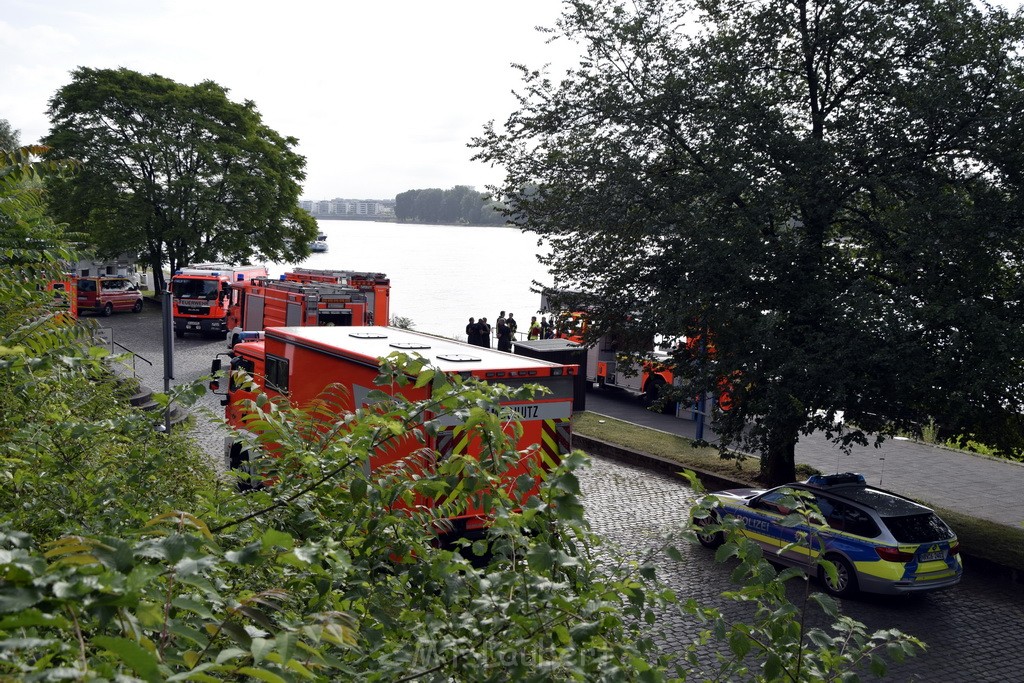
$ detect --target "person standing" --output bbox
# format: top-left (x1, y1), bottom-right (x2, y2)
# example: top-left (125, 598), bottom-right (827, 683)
top-left (466, 317), bottom-right (478, 345)
top-left (497, 314), bottom-right (512, 352)
top-left (478, 317), bottom-right (491, 348)
top-left (540, 316), bottom-right (552, 340)
top-left (527, 316), bottom-right (541, 340)
top-left (507, 313), bottom-right (518, 341)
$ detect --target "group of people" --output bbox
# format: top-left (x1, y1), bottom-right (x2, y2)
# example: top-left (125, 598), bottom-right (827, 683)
top-left (465, 311), bottom-right (559, 351)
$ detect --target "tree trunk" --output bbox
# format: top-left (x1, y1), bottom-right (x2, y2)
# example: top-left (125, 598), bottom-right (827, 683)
top-left (760, 422), bottom-right (799, 486)
top-left (149, 253), bottom-right (165, 294)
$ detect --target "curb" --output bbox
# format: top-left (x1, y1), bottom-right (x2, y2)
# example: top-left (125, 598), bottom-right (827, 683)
top-left (573, 433), bottom-right (1024, 586)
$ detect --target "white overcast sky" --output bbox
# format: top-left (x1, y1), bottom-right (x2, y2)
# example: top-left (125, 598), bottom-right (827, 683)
top-left (1, 0), bottom-right (581, 200)
top-left (5, 1), bottom-right (1021, 201)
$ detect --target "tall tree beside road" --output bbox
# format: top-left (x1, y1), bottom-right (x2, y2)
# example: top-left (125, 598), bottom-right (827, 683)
top-left (474, 0), bottom-right (1024, 484)
top-left (43, 68), bottom-right (318, 292)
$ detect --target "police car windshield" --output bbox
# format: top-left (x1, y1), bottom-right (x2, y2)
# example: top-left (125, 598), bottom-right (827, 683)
top-left (882, 513), bottom-right (953, 543)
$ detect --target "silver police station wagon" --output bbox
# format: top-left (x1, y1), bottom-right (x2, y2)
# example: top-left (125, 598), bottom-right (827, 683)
top-left (694, 473), bottom-right (963, 597)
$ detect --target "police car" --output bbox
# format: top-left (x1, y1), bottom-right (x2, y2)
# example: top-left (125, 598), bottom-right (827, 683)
top-left (693, 473), bottom-right (963, 597)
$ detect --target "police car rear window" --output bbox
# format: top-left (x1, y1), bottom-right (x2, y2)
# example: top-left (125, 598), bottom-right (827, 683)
top-left (882, 513), bottom-right (953, 543)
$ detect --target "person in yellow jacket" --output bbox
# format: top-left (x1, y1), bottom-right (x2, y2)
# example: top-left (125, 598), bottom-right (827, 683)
top-left (527, 316), bottom-right (541, 340)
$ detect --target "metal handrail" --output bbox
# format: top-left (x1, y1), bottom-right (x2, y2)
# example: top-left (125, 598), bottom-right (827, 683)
top-left (95, 326), bottom-right (153, 378)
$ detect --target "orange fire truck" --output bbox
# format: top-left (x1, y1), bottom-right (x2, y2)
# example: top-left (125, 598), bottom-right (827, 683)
top-left (540, 293), bottom-right (675, 409)
top-left (46, 276), bottom-right (77, 319)
top-left (225, 276), bottom-right (387, 346)
top-left (212, 326), bottom-right (576, 536)
top-left (283, 268), bottom-right (390, 326)
top-left (171, 263), bottom-right (268, 338)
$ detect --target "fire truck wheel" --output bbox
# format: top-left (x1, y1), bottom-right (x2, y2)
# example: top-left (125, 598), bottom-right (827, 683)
top-left (132, 300), bottom-right (143, 313)
top-left (102, 302), bottom-right (114, 317)
top-left (642, 376), bottom-right (674, 415)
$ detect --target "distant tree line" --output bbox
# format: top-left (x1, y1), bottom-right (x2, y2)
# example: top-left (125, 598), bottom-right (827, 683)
top-left (394, 186), bottom-right (506, 225)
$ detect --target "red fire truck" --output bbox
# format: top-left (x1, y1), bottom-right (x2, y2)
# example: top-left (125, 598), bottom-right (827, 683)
top-left (283, 268), bottom-right (390, 326)
top-left (171, 263), bottom-right (268, 338)
top-left (225, 277), bottom-right (383, 346)
top-left (212, 326), bottom-right (576, 536)
top-left (540, 293), bottom-right (675, 410)
top-left (46, 276), bottom-right (77, 319)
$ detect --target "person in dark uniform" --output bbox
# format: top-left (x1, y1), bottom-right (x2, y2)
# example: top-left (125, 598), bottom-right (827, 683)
top-left (497, 314), bottom-right (512, 352)
top-left (478, 317), bottom-right (491, 348)
top-left (507, 313), bottom-right (518, 340)
top-left (540, 316), bottom-right (552, 339)
top-left (466, 317), bottom-right (477, 345)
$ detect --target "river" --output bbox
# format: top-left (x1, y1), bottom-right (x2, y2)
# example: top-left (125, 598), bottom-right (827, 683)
top-left (265, 220), bottom-right (554, 341)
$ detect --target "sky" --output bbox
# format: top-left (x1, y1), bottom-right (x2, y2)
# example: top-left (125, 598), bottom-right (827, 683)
top-left (1, 0), bottom-right (581, 200)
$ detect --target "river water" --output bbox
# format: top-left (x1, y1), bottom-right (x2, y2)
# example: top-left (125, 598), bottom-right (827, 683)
top-left (265, 220), bottom-right (554, 341)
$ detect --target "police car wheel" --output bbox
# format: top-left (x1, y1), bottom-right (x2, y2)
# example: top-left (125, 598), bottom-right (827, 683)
top-left (694, 512), bottom-right (724, 548)
top-left (819, 554), bottom-right (858, 598)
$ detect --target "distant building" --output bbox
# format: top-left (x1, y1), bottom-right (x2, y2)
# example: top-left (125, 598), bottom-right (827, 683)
top-left (300, 197), bottom-right (396, 219)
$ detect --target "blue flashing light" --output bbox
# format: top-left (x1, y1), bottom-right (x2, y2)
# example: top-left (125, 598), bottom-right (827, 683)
top-left (237, 273), bottom-right (244, 280)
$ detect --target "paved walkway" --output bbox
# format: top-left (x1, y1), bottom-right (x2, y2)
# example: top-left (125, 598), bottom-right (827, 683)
top-left (584, 391), bottom-right (1024, 529)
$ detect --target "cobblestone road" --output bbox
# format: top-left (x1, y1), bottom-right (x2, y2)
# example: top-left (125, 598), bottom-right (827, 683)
top-left (101, 305), bottom-right (1024, 681)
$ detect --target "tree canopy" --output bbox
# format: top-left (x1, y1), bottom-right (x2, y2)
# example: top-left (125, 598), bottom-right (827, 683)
top-left (395, 185), bottom-right (507, 225)
top-left (42, 68), bottom-right (318, 292)
top-left (474, 0), bottom-right (1024, 484)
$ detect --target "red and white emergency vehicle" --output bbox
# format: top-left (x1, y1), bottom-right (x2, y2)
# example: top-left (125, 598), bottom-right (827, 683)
top-left (225, 278), bottom-right (368, 333)
top-left (541, 293), bottom-right (675, 409)
top-left (46, 276), bottom-right (78, 319)
top-left (213, 326), bottom-right (576, 537)
top-left (225, 271), bottom-right (391, 343)
top-left (171, 263), bottom-right (268, 338)
top-left (283, 268), bottom-right (390, 326)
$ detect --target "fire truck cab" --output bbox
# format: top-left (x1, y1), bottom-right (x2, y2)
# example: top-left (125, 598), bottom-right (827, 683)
top-left (214, 326), bottom-right (576, 536)
top-left (171, 263), bottom-right (268, 338)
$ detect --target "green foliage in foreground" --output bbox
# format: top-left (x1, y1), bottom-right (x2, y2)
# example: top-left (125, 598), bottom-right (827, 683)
top-left (0, 353), bottom-right (926, 681)
top-left (1, 145), bottom-right (924, 680)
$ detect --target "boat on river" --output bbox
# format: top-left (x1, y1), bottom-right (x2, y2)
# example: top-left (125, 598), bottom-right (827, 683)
top-left (310, 233), bottom-right (328, 253)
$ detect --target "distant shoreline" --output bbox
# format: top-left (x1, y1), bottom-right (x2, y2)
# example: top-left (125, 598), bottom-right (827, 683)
top-left (313, 216), bottom-right (511, 228)
top-left (313, 216), bottom-right (395, 222)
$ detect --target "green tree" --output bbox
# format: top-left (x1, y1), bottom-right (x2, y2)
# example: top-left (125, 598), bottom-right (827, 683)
top-left (473, 0), bottom-right (1024, 484)
top-left (42, 67), bottom-right (318, 293)
top-left (0, 119), bottom-right (19, 151)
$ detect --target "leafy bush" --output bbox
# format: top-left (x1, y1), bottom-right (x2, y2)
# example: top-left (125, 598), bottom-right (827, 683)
top-left (0, 357), bottom-right (677, 681)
